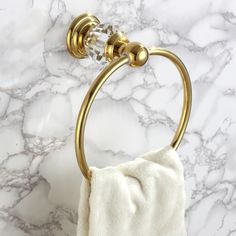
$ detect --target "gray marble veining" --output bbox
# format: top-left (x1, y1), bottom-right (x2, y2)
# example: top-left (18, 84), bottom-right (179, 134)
top-left (0, 0), bottom-right (236, 235)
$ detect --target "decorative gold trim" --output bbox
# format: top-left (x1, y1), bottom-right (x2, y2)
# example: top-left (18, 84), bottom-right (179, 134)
top-left (105, 32), bottom-right (129, 62)
top-left (66, 13), bottom-right (100, 58)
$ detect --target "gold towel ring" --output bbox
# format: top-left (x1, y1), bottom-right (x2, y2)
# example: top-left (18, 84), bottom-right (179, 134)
top-left (66, 13), bottom-right (192, 181)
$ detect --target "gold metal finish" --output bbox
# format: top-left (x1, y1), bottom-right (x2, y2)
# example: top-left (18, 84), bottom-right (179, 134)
top-left (75, 56), bottom-right (129, 180)
top-left (74, 48), bottom-right (192, 181)
top-left (66, 14), bottom-right (149, 67)
top-left (66, 13), bottom-right (192, 181)
top-left (123, 42), bottom-right (149, 67)
top-left (105, 32), bottom-right (129, 62)
top-left (66, 13), bottom-right (100, 58)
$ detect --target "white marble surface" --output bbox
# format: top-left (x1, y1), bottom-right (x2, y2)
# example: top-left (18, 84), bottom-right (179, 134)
top-left (0, 0), bottom-right (236, 235)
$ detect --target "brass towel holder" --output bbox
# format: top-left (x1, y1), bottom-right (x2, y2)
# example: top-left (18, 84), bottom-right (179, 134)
top-left (66, 13), bottom-right (192, 181)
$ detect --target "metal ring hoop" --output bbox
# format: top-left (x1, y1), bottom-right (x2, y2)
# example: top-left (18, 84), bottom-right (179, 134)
top-left (75, 47), bottom-right (192, 181)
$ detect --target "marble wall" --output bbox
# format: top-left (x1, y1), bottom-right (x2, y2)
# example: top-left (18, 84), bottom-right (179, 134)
top-left (0, 0), bottom-right (236, 235)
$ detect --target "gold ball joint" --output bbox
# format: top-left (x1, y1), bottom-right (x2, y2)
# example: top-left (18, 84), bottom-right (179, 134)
top-left (122, 42), bottom-right (149, 67)
top-left (66, 13), bottom-right (192, 181)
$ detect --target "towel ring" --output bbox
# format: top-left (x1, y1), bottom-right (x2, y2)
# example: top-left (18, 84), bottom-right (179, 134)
top-left (66, 13), bottom-right (192, 181)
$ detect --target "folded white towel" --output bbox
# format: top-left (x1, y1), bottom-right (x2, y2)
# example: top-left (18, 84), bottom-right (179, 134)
top-left (77, 146), bottom-right (186, 236)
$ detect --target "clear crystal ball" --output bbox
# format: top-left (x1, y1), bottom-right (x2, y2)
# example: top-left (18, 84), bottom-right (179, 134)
top-left (85, 23), bottom-right (119, 65)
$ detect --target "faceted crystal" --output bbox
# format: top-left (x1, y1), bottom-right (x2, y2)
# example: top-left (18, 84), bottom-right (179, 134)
top-left (85, 23), bottom-right (119, 65)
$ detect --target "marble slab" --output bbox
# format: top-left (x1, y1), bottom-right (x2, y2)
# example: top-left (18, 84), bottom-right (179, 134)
top-left (0, 0), bottom-right (236, 235)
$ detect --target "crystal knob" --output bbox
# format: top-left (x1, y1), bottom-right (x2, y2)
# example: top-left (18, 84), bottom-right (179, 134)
top-left (85, 23), bottom-right (119, 65)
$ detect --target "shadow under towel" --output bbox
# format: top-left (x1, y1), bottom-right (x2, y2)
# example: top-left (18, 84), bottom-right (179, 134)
top-left (77, 146), bottom-right (187, 236)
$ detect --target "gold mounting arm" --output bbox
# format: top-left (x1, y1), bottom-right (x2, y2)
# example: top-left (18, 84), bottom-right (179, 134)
top-left (66, 13), bottom-right (149, 67)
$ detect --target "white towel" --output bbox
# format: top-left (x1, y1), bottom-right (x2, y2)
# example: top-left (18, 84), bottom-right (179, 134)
top-left (77, 146), bottom-right (186, 236)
